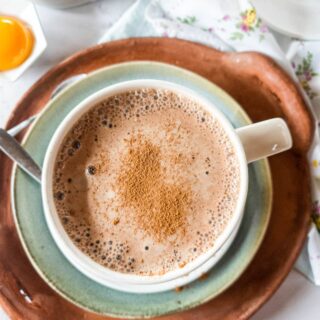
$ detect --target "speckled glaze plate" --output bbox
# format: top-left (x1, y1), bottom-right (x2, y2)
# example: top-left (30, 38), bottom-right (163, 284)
top-left (11, 62), bottom-right (272, 318)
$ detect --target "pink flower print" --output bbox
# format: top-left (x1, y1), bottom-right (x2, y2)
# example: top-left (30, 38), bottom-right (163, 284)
top-left (295, 52), bottom-right (318, 99)
top-left (312, 201), bottom-right (320, 230)
top-left (259, 24), bottom-right (268, 33)
top-left (304, 70), bottom-right (312, 81)
top-left (230, 9), bottom-right (267, 41)
top-left (240, 24), bottom-right (250, 32)
top-left (313, 201), bottom-right (320, 216)
top-left (161, 31), bottom-right (169, 38)
top-left (223, 15), bottom-right (230, 21)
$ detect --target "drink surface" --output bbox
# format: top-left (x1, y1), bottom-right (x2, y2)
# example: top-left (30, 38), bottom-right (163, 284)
top-left (53, 88), bottom-right (240, 275)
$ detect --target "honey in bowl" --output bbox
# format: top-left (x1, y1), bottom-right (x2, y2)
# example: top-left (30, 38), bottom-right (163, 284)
top-left (0, 16), bottom-right (34, 71)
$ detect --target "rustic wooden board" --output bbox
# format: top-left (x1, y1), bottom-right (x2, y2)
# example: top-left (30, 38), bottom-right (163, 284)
top-left (0, 38), bottom-right (313, 319)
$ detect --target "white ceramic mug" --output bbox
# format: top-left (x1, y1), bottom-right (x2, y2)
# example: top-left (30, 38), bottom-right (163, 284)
top-left (42, 80), bottom-right (292, 292)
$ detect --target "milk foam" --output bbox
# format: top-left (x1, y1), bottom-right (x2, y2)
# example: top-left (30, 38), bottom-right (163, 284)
top-left (53, 88), bottom-right (240, 275)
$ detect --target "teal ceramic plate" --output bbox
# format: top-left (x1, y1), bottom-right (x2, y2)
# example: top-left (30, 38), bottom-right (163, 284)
top-left (11, 62), bottom-right (272, 318)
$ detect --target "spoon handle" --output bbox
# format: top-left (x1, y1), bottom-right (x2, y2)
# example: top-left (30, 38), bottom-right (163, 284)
top-left (0, 129), bottom-right (41, 183)
top-left (7, 115), bottom-right (38, 137)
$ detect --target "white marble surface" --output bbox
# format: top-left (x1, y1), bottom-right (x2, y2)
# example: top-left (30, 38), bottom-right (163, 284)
top-left (0, 1), bottom-right (320, 319)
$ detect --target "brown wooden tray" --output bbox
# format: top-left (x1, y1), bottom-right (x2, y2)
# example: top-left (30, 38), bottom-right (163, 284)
top-left (0, 38), bottom-right (313, 320)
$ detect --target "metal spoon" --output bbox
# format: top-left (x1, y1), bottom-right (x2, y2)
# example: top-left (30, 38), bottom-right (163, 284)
top-left (0, 74), bottom-right (86, 183)
top-left (0, 128), bottom-right (42, 183)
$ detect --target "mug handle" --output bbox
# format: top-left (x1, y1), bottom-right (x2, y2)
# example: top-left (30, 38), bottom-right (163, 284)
top-left (235, 118), bottom-right (293, 163)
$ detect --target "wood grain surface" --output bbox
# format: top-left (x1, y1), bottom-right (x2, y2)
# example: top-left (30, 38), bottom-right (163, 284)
top-left (0, 38), bottom-right (314, 320)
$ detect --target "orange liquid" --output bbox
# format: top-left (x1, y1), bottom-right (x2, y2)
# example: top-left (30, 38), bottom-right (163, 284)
top-left (0, 16), bottom-right (34, 71)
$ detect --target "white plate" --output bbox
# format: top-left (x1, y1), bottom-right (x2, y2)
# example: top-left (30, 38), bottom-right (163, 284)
top-left (252, 0), bottom-right (320, 40)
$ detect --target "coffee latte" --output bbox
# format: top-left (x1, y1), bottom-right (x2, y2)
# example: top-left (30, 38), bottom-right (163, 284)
top-left (53, 88), bottom-right (240, 276)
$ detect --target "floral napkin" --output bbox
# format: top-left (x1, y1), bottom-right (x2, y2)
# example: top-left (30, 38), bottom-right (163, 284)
top-left (100, 0), bottom-right (320, 285)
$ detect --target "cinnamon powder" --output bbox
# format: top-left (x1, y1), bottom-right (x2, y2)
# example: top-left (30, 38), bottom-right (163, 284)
top-left (117, 135), bottom-right (191, 241)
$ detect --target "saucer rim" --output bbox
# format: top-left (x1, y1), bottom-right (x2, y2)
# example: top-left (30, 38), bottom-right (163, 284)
top-left (11, 61), bottom-right (272, 318)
